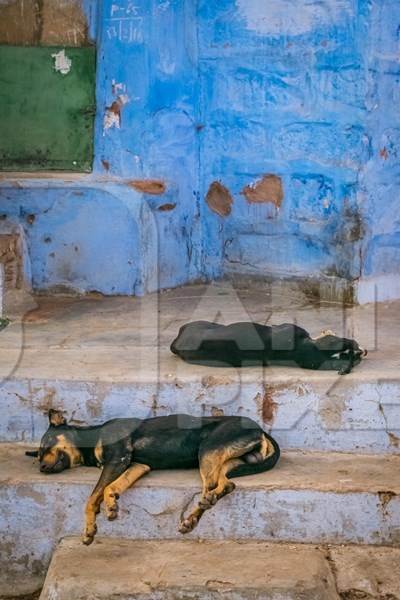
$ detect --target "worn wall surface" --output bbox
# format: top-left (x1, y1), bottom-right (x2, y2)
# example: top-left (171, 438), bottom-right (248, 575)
top-left (93, 0), bottom-right (201, 290)
top-left (357, 1), bottom-right (400, 302)
top-left (198, 0), bottom-right (399, 302)
top-left (0, 0), bottom-right (201, 294)
top-left (0, 0), bottom-right (398, 299)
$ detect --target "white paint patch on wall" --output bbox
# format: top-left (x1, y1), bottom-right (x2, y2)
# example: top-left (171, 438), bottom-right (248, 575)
top-left (103, 94), bottom-right (130, 132)
top-left (236, 0), bottom-right (354, 36)
top-left (52, 49), bottom-right (72, 75)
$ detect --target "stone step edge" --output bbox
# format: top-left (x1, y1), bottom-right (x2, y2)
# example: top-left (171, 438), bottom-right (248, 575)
top-left (39, 537), bottom-right (400, 600)
top-left (2, 444), bottom-right (400, 496)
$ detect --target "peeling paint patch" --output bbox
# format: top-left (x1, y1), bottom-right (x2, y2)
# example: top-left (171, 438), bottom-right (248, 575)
top-left (242, 174), bottom-right (283, 208)
top-left (206, 181), bottom-right (233, 217)
top-left (201, 375), bottom-right (232, 387)
top-left (128, 179), bottom-right (166, 195)
top-left (51, 49), bottom-right (72, 75)
top-left (101, 159), bottom-right (110, 171)
top-left (259, 385), bottom-right (278, 425)
top-left (319, 393), bottom-right (346, 430)
top-left (0, 233), bottom-right (22, 289)
top-left (103, 95), bottom-right (129, 131)
top-left (111, 80), bottom-right (127, 95)
top-left (158, 203), bottom-right (176, 212)
top-left (378, 490), bottom-right (396, 515)
top-left (211, 406), bottom-right (224, 417)
top-left (380, 147), bottom-right (388, 160)
top-left (389, 432), bottom-right (400, 448)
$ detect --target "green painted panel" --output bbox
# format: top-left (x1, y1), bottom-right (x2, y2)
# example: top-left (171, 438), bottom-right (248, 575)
top-left (0, 46), bottom-right (95, 172)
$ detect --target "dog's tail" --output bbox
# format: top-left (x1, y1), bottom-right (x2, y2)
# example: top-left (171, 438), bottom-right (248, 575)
top-left (227, 432), bottom-right (280, 478)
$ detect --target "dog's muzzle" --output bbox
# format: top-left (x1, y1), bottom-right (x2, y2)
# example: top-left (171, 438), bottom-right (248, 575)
top-left (40, 451), bottom-right (70, 473)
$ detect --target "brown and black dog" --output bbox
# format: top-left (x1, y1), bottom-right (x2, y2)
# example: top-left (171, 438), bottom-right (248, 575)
top-left (27, 410), bottom-right (280, 545)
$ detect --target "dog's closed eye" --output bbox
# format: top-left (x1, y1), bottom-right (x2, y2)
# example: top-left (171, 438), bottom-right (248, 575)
top-left (25, 450), bottom-right (39, 458)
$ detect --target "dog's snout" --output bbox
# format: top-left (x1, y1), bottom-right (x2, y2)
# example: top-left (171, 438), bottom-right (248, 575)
top-left (40, 461), bottom-right (58, 473)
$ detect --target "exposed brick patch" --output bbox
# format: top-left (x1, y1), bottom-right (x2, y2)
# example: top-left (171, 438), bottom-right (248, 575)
top-left (128, 180), bottom-right (167, 195)
top-left (242, 174), bottom-right (283, 208)
top-left (206, 181), bottom-right (233, 217)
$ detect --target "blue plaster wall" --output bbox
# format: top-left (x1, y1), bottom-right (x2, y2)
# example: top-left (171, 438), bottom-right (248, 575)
top-left (198, 0), bottom-right (399, 301)
top-left (93, 0), bottom-right (201, 290)
top-left (0, 0), bottom-right (202, 295)
top-left (357, 0), bottom-right (400, 302)
top-left (0, 0), bottom-right (399, 301)
top-left (199, 0), bottom-right (369, 282)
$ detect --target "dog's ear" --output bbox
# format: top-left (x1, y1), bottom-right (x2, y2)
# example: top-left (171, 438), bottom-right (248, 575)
top-left (48, 409), bottom-right (67, 427)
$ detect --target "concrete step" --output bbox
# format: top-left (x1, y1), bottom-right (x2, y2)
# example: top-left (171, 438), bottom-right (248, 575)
top-left (2, 365), bottom-right (400, 455)
top-left (0, 286), bottom-right (399, 453)
top-left (1, 444), bottom-right (399, 595)
top-left (39, 537), bottom-right (400, 600)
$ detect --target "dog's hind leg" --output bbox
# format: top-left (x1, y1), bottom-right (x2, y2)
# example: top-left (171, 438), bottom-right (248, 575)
top-left (179, 430), bottom-right (261, 534)
top-left (206, 458), bottom-right (243, 500)
top-left (103, 462), bottom-right (150, 520)
top-left (179, 457), bottom-right (245, 534)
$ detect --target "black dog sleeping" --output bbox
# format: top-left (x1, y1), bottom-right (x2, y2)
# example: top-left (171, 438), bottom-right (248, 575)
top-left (171, 321), bottom-right (367, 374)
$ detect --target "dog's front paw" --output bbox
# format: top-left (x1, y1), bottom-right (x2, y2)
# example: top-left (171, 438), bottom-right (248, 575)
top-left (82, 524), bottom-right (97, 546)
top-left (199, 494), bottom-right (216, 510)
top-left (105, 495), bottom-right (119, 521)
top-left (106, 507), bottom-right (118, 521)
top-left (104, 491), bottom-right (119, 521)
top-left (199, 487), bottom-right (223, 509)
top-left (178, 515), bottom-right (198, 534)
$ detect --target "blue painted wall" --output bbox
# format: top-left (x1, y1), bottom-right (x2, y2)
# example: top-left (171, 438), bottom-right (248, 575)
top-left (93, 0), bottom-right (201, 290)
top-left (199, 0), bottom-right (368, 283)
top-left (357, 0), bottom-right (400, 302)
top-left (0, 0), bottom-right (202, 294)
top-left (0, 0), bottom-right (399, 301)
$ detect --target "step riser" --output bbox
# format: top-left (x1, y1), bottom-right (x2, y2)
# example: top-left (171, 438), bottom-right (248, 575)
top-left (2, 480), bottom-right (399, 591)
top-left (39, 538), bottom-right (339, 600)
top-left (38, 538), bottom-right (400, 600)
top-left (2, 378), bottom-right (399, 453)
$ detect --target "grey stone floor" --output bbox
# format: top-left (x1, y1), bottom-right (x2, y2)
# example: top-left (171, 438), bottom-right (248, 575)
top-left (0, 280), bottom-right (398, 384)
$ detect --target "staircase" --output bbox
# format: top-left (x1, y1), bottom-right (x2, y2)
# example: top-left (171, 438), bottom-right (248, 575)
top-left (0, 281), bottom-right (399, 599)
